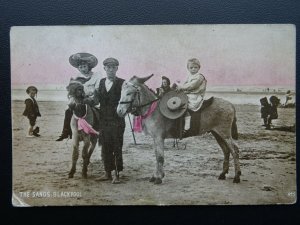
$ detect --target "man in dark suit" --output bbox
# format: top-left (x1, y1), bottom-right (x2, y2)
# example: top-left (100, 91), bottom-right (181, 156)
top-left (94, 58), bottom-right (125, 184)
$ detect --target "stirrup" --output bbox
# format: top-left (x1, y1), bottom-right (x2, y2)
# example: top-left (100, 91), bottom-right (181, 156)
top-left (182, 129), bottom-right (189, 138)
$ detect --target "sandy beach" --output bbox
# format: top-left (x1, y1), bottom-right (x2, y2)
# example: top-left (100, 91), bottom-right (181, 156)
top-left (12, 100), bottom-right (296, 206)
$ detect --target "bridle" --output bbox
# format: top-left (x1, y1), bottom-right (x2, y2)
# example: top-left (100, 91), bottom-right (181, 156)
top-left (119, 81), bottom-right (159, 116)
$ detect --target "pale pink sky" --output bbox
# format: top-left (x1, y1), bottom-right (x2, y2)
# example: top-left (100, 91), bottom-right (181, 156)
top-left (10, 25), bottom-right (295, 89)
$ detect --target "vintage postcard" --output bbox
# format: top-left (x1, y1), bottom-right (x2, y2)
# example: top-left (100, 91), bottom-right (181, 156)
top-left (11, 25), bottom-right (296, 206)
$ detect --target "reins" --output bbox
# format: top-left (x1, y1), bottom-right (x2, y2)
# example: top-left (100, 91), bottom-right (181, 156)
top-left (119, 81), bottom-right (159, 115)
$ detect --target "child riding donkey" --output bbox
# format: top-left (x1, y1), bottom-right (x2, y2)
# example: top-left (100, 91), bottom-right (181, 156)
top-left (173, 58), bottom-right (207, 137)
top-left (56, 53), bottom-right (101, 141)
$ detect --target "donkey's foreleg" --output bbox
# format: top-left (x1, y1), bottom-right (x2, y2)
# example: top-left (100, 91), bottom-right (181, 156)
top-left (69, 138), bottom-right (79, 178)
top-left (153, 137), bottom-right (165, 184)
top-left (226, 138), bottom-right (241, 183)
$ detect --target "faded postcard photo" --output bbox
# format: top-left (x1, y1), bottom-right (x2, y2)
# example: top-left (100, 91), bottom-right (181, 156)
top-left (11, 25), bottom-right (296, 206)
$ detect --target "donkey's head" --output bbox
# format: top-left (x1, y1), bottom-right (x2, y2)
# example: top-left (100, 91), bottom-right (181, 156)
top-left (117, 74), bottom-right (154, 117)
top-left (67, 81), bottom-right (85, 101)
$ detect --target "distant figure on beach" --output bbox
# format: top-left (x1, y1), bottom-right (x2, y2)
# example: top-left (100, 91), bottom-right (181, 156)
top-left (156, 76), bottom-right (172, 98)
top-left (22, 86), bottom-right (41, 137)
top-left (56, 53), bottom-right (101, 141)
top-left (284, 90), bottom-right (294, 107)
top-left (260, 97), bottom-right (270, 127)
top-left (173, 58), bottom-right (207, 136)
top-left (260, 96), bottom-right (280, 129)
top-left (267, 96), bottom-right (280, 129)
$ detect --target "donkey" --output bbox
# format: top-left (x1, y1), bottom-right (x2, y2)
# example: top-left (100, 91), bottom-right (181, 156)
top-left (117, 75), bottom-right (241, 184)
top-left (67, 83), bottom-right (99, 179)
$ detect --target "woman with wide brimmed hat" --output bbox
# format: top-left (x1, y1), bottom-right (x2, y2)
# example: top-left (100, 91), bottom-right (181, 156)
top-left (56, 52), bottom-right (102, 141)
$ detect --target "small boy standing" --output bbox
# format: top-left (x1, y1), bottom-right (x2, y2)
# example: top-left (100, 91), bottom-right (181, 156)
top-left (22, 86), bottom-right (41, 137)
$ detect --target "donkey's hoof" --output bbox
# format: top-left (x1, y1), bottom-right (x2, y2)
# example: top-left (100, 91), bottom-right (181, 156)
top-left (82, 173), bottom-right (87, 179)
top-left (149, 176), bottom-right (155, 182)
top-left (218, 173), bottom-right (226, 180)
top-left (68, 173), bottom-right (74, 178)
top-left (112, 178), bottom-right (121, 184)
top-left (154, 178), bottom-right (162, 185)
top-left (233, 176), bottom-right (240, 183)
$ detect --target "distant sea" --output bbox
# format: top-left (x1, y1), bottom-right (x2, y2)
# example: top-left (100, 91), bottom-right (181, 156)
top-left (12, 89), bottom-right (291, 105)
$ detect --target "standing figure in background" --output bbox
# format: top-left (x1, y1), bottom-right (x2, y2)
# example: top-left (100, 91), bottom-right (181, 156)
top-left (56, 53), bottom-right (101, 141)
top-left (284, 90), bottom-right (294, 107)
top-left (93, 57), bottom-right (125, 184)
top-left (23, 86), bottom-right (41, 137)
top-left (260, 97), bottom-right (270, 127)
top-left (266, 96), bottom-right (280, 129)
top-left (156, 76), bottom-right (172, 98)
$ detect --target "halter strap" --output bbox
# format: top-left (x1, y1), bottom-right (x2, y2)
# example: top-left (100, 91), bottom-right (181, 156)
top-left (119, 81), bottom-right (159, 114)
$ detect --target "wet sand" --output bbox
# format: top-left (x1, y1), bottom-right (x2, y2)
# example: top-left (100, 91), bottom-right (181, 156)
top-left (12, 101), bottom-right (296, 206)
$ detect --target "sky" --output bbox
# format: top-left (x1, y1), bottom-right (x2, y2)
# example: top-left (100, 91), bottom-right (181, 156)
top-left (10, 24), bottom-right (295, 90)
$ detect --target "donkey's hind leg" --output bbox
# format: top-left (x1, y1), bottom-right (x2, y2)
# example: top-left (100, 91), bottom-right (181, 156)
top-left (82, 136), bottom-right (92, 179)
top-left (211, 131), bottom-right (230, 180)
top-left (225, 138), bottom-right (241, 183)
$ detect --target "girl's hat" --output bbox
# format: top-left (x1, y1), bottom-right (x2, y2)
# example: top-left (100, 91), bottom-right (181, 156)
top-left (26, 86), bottom-right (38, 94)
top-left (69, 53), bottom-right (98, 68)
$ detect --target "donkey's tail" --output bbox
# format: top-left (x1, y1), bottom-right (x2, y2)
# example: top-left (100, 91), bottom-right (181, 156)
top-left (231, 116), bottom-right (238, 140)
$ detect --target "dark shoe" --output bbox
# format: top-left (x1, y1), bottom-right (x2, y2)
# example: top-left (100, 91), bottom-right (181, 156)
top-left (56, 133), bottom-right (70, 141)
top-left (32, 132), bottom-right (41, 137)
top-left (32, 127), bottom-right (40, 137)
top-left (33, 126), bottom-right (40, 134)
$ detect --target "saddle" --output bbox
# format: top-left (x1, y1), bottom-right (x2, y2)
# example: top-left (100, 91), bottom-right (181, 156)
top-left (73, 104), bottom-right (100, 131)
top-left (169, 97), bottom-right (214, 139)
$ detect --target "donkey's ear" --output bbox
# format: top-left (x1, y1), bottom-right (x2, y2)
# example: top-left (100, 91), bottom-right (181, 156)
top-left (129, 75), bottom-right (137, 82)
top-left (136, 74), bottom-right (154, 83)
